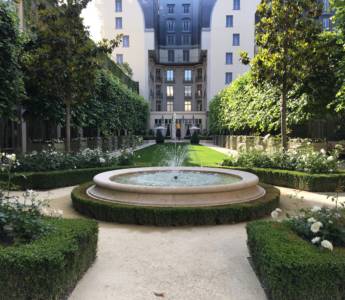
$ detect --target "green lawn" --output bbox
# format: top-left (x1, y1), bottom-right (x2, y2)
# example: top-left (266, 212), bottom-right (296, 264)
top-left (133, 143), bottom-right (229, 167)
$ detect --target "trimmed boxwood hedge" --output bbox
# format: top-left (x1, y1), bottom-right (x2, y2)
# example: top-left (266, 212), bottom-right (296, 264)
top-left (247, 221), bottom-right (345, 300)
top-left (71, 182), bottom-right (280, 226)
top-left (0, 218), bottom-right (98, 300)
top-left (222, 166), bottom-right (345, 192)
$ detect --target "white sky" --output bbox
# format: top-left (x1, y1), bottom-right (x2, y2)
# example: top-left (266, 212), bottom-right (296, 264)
top-left (82, 0), bottom-right (102, 42)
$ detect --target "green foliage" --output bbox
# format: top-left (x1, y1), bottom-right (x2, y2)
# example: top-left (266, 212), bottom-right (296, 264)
top-left (222, 166), bottom-right (345, 192)
top-left (222, 147), bottom-right (340, 174)
top-left (190, 131), bottom-right (200, 145)
top-left (0, 218), bottom-right (98, 300)
top-left (72, 182), bottom-right (280, 226)
top-left (247, 221), bottom-right (345, 300)
top-left (0, 1), bottom-right (24, 120)
top-left (208, 72), bottom-right (309, 134)
top-left (156, 130), bottom-right (165, 144)
top-left (117, 148), bottom-right (134, 166)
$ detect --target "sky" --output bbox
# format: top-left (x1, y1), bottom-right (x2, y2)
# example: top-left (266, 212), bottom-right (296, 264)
top-left (82, 0), bottom-right (102, 42)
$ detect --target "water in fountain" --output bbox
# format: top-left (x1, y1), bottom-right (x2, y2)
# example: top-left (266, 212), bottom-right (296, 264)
top-left (160, 144), bottom-right (189, 167)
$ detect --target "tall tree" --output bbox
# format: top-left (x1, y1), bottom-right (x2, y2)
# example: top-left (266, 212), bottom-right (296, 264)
top-left (251, 0), bottom-right (322, 149)
top-left (0, 1), bottom-right (24, 121)
top-left (23, 0), bottom-right (117, 151)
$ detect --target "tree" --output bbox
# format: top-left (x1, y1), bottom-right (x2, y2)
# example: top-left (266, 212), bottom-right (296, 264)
top-left (0, 1), bottom-right (24, 121)
top-left (251, 0), bottom-right (322, 149)
top-left (23, 0), bottom-right (117, 151)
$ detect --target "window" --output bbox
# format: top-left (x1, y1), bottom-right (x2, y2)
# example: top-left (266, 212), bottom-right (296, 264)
top-left (183, 4), bottom-right (190, 14)
top-left (323, 17), bottom-right (331, 30)
top-left (115, 17), bottom-right (122, 29)
top-left (167, 101), bottom-right (174, 112)
top-left (233, 33), bottom-right (240, 46)
top-left (184, 69), bottom-right (192, 81)
top-left (184, 86), bottom-right (192, 97)
top-left (323, 0), bottom-right (330, 12)
top-left (225, 72), bottom-right (233, 84)
top-left (226, 15), bottom-right (233, 27)
top-left (182, 19), bottom-right (191, 32)
top-left (168, 50), bottom-right (174, 62)
top-left (184, 101), bottom-right (192, 112)
top-left (156, 69), bottom-right (161, 80)
top-left (166, 19), bottom-right (175, 32)
top-left (166, 70), bottom-right (174, 81)
top-left (116, 54), bottom-right (123, 64)
top-left (226, 52), bottom-right (233, 64)
top-left (123, 35), bottom-right (129, 47)
top-left (167, 4), bottom-right (175, 14)
top-left (196, 84), bottom-right (202, 97)
top-left (233, 0), bottom-right (240, 10)
top-left (197, 100), bottom-right (203, 111)
top-left (156, 85), bottom-right (161, 97)
top-left (167, 35), bottom-right (176, 45)
top-left (167, 86), bottom-right (174, 97)
top-left (115, 0), bottom-right (122, 12)
top-left (156, 101), bottom-right (162, 112)
top-left (197, 68), bottom-right (202, 80)
top-left (183, 50), bottom-right (190, 62)
top-left (182, 34), bottom-right (191, 45)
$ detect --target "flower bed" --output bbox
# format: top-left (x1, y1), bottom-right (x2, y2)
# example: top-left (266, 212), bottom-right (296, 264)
top-left (247, 221), bottom-right (345, 300)
top-left (71, 182), bottom-right (280, 226)
top-left (0, 218), bottom-right (98, 300)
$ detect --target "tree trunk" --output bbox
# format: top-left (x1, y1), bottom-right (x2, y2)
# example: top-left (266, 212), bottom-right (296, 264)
top-left (280, 91), bottom-right (288, 150)
top-left (65, 102), bottom-right (71, 152)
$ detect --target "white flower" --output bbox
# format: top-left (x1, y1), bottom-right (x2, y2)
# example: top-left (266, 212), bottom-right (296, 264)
top-left (311, 206), bottom-right (322, 213)
top-left (263, 134), bottom-right (271, 142)
top-left (321, 240), bottom-right (333, 251)
top-left (271, 210), bottom-right (279, 219)
top-left (320, 148), bottom-right (326, 155)
top-left (26, 189), bottom-right (35, 198)
top-left (311, 237), bottom-right (321, 244)
top-left (99, 157), bottom-right (106, 164)
top-left (307, 217), bottom-right (317, 223)
top-left (310, 221), bottom-right (323, 233)
top-left (327, 156), bottom-right (334, 162)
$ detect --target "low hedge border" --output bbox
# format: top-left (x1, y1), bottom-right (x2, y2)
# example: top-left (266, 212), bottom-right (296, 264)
top-left (0, 218), bottom-right (98, 300)
top-left (247, 221), bottom-right (345, 300)
top-left (71, 182), bottom-right (280, 226)
top-left (222, 166), bottom-right (345, 192)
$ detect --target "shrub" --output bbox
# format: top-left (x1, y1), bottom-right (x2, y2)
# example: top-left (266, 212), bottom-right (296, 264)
top-left (0, 218), bottom-right (98, 300)
top-left (223, 146), bottom-right (341, 174)
top-left (156, 130), bottom-right (165, 144)
top-left (190, 131), bottom-right (200, 145)
top-left (71, 182), bottom-right (280, 226)
top-left (247, 221), bottom-right (345, 300)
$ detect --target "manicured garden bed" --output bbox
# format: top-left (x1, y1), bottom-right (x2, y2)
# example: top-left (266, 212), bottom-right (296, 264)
top-left (223, 166), bottom-right (345, 192)
top-left (0, 218), bottom-right (98, 300)
top-left (71, 182), bottom-right (280, 226)
top-left (247, 221), bottom-right (345, 300)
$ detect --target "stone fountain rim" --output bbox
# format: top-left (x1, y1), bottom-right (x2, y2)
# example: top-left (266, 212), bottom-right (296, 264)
top-left (92, 167), bottom-right (259, 195)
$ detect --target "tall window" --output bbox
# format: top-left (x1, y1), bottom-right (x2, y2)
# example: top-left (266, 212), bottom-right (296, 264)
top-left (197, 68), bottom-right (202, 80)
top-left (323, 0), bottom-right (330, 12)
top-left (167, 19), bottom-right (175, 32)
top-left (166, 70), bottom-right (174, 81)
top-left (168, 50), bottom-right (175, 62)
top-left (167, 101), bottom-right (174, 112)
top-left (167, 86), bottom-right (174, 97)
top-left (184, 86), bottom-right (192, 97)
top-left (156, 69), bottom-right (161, 80)
top-left (226, 52), bottom-right (233, 64)
top-left (116, 54), bottom-right (123, 64)
top-left (196, 84), bottom-right (202, 97)
top-left (167, 35), bottom-right (176, 45)
top-left (184, 69), bottom-right (192, 81)
top-left (182, 34), bottom-right (191, 45)
top-left (225, 72), bottom-right (233, 84)
top-left (123, 35), bottom-right (129, 47)
top-left (233, 33), bottom-right (240, 46)
top-left (115, 0), bottom-right (122, 12)
top-left (184, 101), bottom-right (192, 112)
top-left (322, 17), bottom-right (331, 30)
top-left (183, 50), bottom-right (190, 62)
top-left (226, 15), bottom-right (233, 27)
top-left (115, 17), bottom-right (122, 29)
top-left (182, 19), bottom-right (191, 32)
top-left (156, 101), bottom-right (162, 112)
top-left (197, 100), bottom-right (203, 111)
top-left (233, 0), bottom-right (240, 10)
top-left (167, 4), bottom-right (175, 14)
top-left (183, 4), bottom-right (190, 14)
top-left (156, 85), bottom-right (161, 97)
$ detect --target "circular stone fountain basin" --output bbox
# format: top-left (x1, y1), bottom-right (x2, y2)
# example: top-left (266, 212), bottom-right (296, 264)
top-left (87, 167), bottom-right (266, 207)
